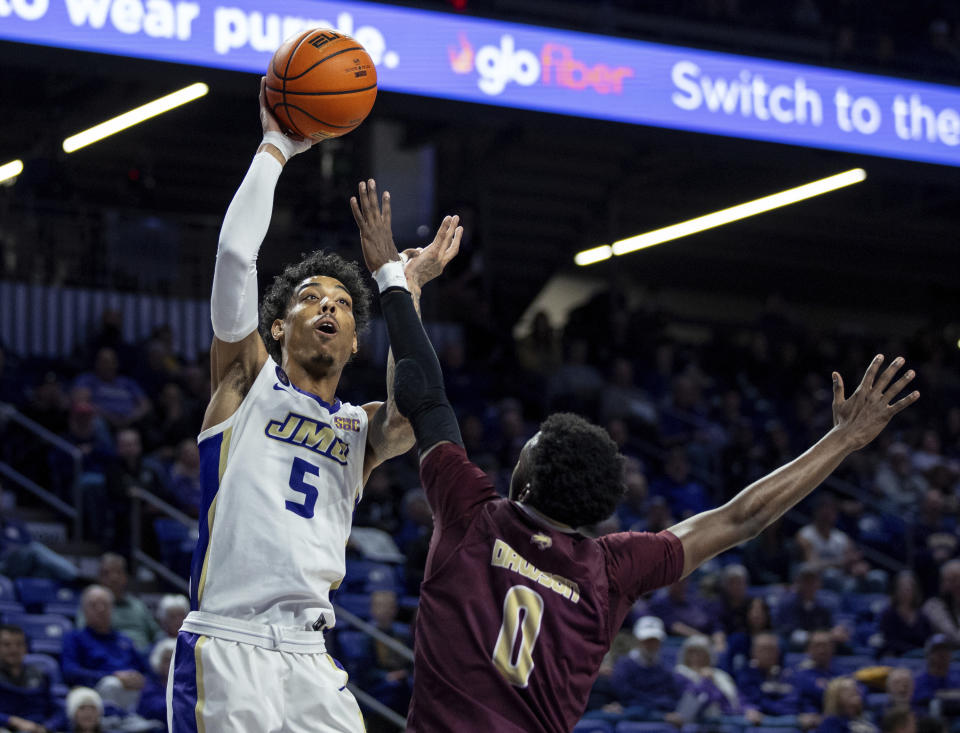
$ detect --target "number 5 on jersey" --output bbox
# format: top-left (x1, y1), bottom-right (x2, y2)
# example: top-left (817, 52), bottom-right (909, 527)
top-left (492, 585), bottom-right (544, 687)
top-left (286, 457), bottom-right (321, 518)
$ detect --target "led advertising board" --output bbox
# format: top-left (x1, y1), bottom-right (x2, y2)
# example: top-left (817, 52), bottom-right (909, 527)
top-left (1, 0), bottom-right (959, 166)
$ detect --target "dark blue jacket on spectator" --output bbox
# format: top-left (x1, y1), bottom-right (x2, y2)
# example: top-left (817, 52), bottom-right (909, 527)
top-left (61, 627), bottom-right (147, 687)
top-left (793, 659), bottom-right (843, 713)
top-left (0, 660), bottom-right (66, 731)
top-left (876, 605), bottom-right (931, 656)
top-left (913, 669), bottom-right (960, 709)
top-left (136, 673), bottom-right (168, 724)
top-left (648, 591), bottom-right (719, 636)
top-left (816, 714), bottom-right (878, 733)
top-left (735, 663), bottom-right (799, 716)
top-left (775, 594), bottom-right (834, 638)
top-left (611, 650), bottom-right (681, 712)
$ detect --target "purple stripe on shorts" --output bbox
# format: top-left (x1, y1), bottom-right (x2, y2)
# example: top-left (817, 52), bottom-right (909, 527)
top-left (170, 631), bottom-right (201, 733)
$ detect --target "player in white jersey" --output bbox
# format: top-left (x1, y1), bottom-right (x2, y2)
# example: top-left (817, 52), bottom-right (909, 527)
top-left (167, 79), bottom-right (462, 733)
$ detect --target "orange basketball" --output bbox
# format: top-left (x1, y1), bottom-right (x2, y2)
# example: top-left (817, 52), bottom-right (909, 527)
top-left (265, 29), bottom-right (377, 140)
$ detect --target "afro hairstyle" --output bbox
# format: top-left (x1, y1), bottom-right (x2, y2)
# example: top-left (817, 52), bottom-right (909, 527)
top-left (526, 412), bottom-right (625, 528)
top-left (259, 250), bottom-right (372, 364)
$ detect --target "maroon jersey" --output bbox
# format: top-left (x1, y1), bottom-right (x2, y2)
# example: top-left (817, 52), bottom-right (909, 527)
top-left (406, 443), bottom-right (684, 732)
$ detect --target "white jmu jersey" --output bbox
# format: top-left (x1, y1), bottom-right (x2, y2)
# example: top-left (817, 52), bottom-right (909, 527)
top-left (191, 358), bottom-right (368, 630)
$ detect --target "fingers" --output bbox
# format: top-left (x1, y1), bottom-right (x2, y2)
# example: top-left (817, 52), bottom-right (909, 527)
top-left (259, 76), bottom-right (267, 108)
top-left (349, 196), bottom-right (363, 227)
top-left (874, 356), bottom-right (905, 394)
top-left (445, 225), bottom-right (463, 265)
top-left (859, 354), bottom-right (884, 391)
top-left (884, 368), bottom-right (916, 400)
top-left (382, 190), bottom-right (391, 230)
top-left (888, 389), bottom-right (920, 416)
top-left (832, 371), bottom-right (845, 404)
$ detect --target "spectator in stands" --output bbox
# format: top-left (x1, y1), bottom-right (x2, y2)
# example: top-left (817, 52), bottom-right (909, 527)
top-left (363, 589), bottom-right (412, 716)
top-left (136, 637), bottom-right (175, 726)
top-left (743, 519), bottom-right (794, 585)
top-left (599, 357), bottom-right (657, 432)
top-left (877, 571), bottom-right (932, 657)
top-left (921, 559), bottom-right (960, 645)
top-left (610, 616), bottom-right (680, 714)
top-left (642, 496), bottom-right (676, 534)
top-left (796, 494), bottom-right (868, 588)
top-left (144, 383), bottom-right (198, 459)
top-left (650, 447), bottom-right (710, 519)
top-left (724, 596), bottom-right (774, 673)
top-left (718, 564), bottom-right (752, 635)
top-left (735, 632), bottom-right (801, 722)
top-left (0, 515), bottom-right (78, 583)
top-left (777, 564), bottom-right (847, 650)
top-left (515, 311), bottom-right (561, 378)
top-left (167, 439), bottom-right (201, 517)
top-left (59, 392), bottom-right (115, 478)
top-left (648, 577), bottom-right (722, 646)
top-left (885, 668), bottom-right (917, 714)
top-left (874, 443), bottom-right (927, 512)
top-left (104, 428), bottom-right (169, 553)
top-left (880, 709), bottom-right (916, 733)
top-left (911, 491), bottom-right (959, 595)
top-left (817, 677), bottom-right (877, 733)
top-left (912, 634), bottom-right (960, 713)
top-left (615, 457), bottom-right (649, 532)
top-left (546, 339), bottom-right (604, 415)
top-left (62, 585), bottom-right (147, 711)
top-left (0, 624), bottom-right (65, 732)
top-left (672, 635), bottom-right (742, 720)
top-left (352, 468), bottom-right (401, 536)
top-left (22, 370), bottom-right (69, 435)
top-left (794, 630), bottom-right (843, 714)
top-left (64, 686), bottom-right (104, 733)
top-left (72, 347), bottom-right (150, 430)
top-left (156, 594), bottom-right (189, 640)
top-left (79, 554), bottom-right (160, 653)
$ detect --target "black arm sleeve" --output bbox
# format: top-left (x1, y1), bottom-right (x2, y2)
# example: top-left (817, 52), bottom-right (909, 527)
top-left (380, 287), bottom-right (463, 451)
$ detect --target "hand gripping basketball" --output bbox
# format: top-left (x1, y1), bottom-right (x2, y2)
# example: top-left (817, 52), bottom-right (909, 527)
top-left (259, 77), bottom-right (313, 163)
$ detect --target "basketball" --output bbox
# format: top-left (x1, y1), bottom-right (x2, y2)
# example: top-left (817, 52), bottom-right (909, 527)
top-left (265, 29), bottom-right (377, 140)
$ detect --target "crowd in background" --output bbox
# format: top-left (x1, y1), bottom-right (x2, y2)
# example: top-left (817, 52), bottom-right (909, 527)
top-left (0, 283), bottom-right (958, 731)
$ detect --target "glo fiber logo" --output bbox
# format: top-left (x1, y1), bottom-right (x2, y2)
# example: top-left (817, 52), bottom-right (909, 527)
top-left (449, 33), bottom-right (634, 96)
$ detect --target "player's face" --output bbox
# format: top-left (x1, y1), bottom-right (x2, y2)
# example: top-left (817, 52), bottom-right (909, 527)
top-left (277, 276), bottom-right (358, 376)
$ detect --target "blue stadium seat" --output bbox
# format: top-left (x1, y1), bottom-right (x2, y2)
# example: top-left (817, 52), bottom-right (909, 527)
top-left (834, 655), bottom-right (874, 674)
top-left (616, 723), bottom-right (675, 733)
top-left (0, 575), bottom-right (15, 602)
top-left (753, 728), bottom-right (802, 733)
top-left (0, 600), bottom-right (26, 619)
top-left (154, 518), bottom-right (195, 577)
top-left (14, 577), bottom-right (61, 611)
top-left (844, 593), bottom-right (888, 618)
top-left (336, 630), bottom-right (372, 666)
top-left (24, 652), bottom-right (62, 684)
top-left (332, 593), bottom-right (371, 619)
top-left (574, 721), bottom-right (614, 733)
top-left (43, 600), bottom-right (78, 619)
top-left (344, 560), bottom-right (400, 593)
top-left (5, 613), bottom-right (72, 655)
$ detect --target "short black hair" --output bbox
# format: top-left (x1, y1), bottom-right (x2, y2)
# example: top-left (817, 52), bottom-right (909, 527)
top-left (259, 250), bottom-right (372, 364)
top-left (0, 624), bottom-right (24, 637)
top-left (527, 413), bottom-right (624, 527)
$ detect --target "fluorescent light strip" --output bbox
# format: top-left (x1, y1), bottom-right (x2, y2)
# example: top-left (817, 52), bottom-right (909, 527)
top-left (0, 159), bottom-right (24, 184)
top-left (63, 83), bottom-right (209, 153)
top-left (575, 168), bottom-right (866, 266)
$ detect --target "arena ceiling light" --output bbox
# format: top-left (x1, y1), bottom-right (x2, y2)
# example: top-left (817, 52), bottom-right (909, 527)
top-left (62, 83), bottom-right (210, 153)
top-left (575, 168), bottom-right (867, 266)
top-left (0, 159), bottom-right (24, 184)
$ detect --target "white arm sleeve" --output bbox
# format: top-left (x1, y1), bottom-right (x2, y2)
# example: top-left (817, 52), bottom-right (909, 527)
top-left (210, 151), bottom-right (283, 342)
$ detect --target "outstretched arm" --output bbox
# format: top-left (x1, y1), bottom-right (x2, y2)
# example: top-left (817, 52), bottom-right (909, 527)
top-left (670, 355), bottom-right (918, 578)
top-left (351, 180), bottom-right (463, 479)
top-left (203, 78), bottom-right (314, 431)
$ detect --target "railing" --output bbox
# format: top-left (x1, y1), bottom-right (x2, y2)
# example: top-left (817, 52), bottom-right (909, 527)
top-left (129, 486), bottom-right (197, 592)
top-left (127, 486), bottom-right (409, 729)
top-left (0, 402), bottom-right (83, 539)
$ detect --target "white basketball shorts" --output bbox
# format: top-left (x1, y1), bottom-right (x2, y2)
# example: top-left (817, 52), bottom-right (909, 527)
top-left (167, 611), bottom-right (365, 733)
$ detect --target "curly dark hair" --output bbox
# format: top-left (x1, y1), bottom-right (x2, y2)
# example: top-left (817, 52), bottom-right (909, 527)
top-left (526, 412), bottom-right (625, 527)
top-left (259, 250), bottom-right (372, 364)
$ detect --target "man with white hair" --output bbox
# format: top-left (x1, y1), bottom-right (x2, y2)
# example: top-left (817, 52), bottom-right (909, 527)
top-left (61, 585), bottom-right (148, 711)
top-left (155, 594), bottom-right (189, 639)
top-left (138, 638), bottom-right (177, 726)
top-left (79, 553), bottom-right (161, 652)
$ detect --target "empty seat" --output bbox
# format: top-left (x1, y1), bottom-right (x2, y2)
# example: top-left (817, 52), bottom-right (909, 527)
top-left (5, 613), bottom-right (73, 655)
top-left (14, 577), bottom-right (61, 610)
top-left (0, 575), bottom-right (15, 602)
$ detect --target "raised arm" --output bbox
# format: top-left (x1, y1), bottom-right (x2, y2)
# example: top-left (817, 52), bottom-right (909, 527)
top-left (202, 78), bottom-right (314, 431)
top-left (350, 180), bottom-right (463, 479)
top-left (670, 355), bottom-right (919, 578)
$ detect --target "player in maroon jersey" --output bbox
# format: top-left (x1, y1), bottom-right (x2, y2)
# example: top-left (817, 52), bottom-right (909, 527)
top-left (350, 180), bottom-right (920, 732)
